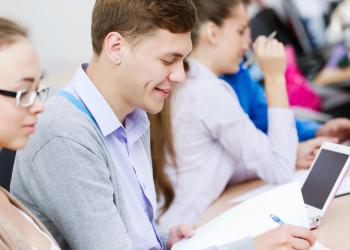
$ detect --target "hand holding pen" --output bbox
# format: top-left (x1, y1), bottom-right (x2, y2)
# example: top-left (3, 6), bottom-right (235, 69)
top-left (248, 214), bottom-right (316, 250)
top-left (252, 32), bottom-right (287, 79)
top-left (250, 31), bottom-right (289, 108)
top-left (251, 214), bottom-right (316, 250)
top-left (243, 31), bottom-right (277, 69)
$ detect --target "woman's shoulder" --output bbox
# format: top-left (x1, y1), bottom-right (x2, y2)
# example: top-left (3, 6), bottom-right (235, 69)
top-left (1, 188), bottom-right (53, 237)
top-left (0, 189), bottom-right (32, 249)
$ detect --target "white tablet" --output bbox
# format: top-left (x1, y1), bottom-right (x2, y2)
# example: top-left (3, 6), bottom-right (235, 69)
top-left (301, 142), bottom-right (350, 229)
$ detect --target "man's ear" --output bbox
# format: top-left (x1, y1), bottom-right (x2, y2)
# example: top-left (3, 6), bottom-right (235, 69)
top-left (201, 21), bottom-right (221, 46)
top-left (104, 32), bottom-right (124, 65)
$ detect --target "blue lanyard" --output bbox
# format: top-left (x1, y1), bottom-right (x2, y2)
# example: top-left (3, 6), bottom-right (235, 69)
top-left (58, 90), bottom-right (98, 127)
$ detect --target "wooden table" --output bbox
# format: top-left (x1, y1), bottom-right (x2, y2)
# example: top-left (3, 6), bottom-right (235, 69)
top-left (195, 179), bottom-right (350, 250)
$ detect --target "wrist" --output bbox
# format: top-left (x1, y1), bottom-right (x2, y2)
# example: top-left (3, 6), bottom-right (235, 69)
top-left (264, 73), bottom-right (285, 85)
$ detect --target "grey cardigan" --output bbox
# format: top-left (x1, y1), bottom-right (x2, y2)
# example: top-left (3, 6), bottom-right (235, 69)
top-left (11, 95), bottom-right (255, 250)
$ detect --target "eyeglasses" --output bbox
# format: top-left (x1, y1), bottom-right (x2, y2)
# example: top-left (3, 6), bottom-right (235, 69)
top-left (0, 86), bottom-right (50, 108)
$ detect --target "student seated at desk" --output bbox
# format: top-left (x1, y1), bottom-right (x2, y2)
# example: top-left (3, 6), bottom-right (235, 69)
top-left (151, 0), bottom-right (299, 231)
top-left (10, 1), bottom-right (199, 249)
top-left (0, 17), bottom-right (59, 250)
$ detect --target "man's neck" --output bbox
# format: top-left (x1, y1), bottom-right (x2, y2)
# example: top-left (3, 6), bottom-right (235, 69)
top-left (86, 59), bottom-right (133, 123)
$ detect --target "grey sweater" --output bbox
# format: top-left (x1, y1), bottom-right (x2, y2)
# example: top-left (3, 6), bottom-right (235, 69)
top-left (11, 95), bottom-right (256, 250)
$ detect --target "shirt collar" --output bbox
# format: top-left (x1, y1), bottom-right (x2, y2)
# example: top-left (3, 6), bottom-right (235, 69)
top-left (187, 58), bottom-right (218, 81)
top-left (68, 64), bottom-right (149, 144)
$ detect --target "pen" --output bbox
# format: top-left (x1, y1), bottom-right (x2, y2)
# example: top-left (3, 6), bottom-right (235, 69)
top-left (270, 214), bottom-right (285, 225)
top-left (243, 30), bottom-right (277, 69)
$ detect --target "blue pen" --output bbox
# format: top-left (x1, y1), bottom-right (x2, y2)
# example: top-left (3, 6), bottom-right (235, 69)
top-left (270, 214), bottom-right (285, 225)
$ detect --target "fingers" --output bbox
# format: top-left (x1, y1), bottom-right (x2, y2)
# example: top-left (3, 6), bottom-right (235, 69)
top-left (309, 137), bottom-right (338, 156)
top-left (166, 225), bottom-right (195, 250)
top-left (253, 36), bottom-right (267, 55)
top-left (319, 118), bottom-right (350, 139)
top-left (297, 159), bottom-right (314, 169)
top-left (252, 35), bottom-right (286, 76)
top-left (290, 237), bottom-right (313, 250)
top-left (255, 225), bottom-right (316, 250)
top-left (175, 224), bottom-right (195, 238)
top-left (331, 118), bottom-right (350, 128)
top-left (310, 137), bottom-right (337, 147)
top-left (282, 225), bottom-right (316, 247)
top-left (253, 36), bottom-right (284, 55)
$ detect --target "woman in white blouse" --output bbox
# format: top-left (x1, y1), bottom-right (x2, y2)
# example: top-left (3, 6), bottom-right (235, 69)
top-left (151, 0), bottom-right (299, 233)
top-left (0, 17), bottom-right (59, 250)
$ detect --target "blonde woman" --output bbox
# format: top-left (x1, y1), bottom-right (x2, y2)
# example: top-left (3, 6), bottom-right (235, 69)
top-left (0, 17), bottom-right (58, 250)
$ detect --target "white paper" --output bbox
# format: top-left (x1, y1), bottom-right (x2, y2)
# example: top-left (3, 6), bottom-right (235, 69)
top-left (336, 176), bottom-right (350, 197)
top-left (229, 170), bottom-right (308, 204)
top-left (173, 182), bottom-right (309, 250)
top-left (173, 182), bottom-right (330, 250)
top-left (313, 241), bottom-right (331, 250)
top-left (229, 171), bottom-right (350, 204)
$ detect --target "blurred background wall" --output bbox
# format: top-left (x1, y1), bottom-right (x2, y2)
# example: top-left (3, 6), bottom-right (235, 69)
top-left (0, 0), bottom-right (95, 76)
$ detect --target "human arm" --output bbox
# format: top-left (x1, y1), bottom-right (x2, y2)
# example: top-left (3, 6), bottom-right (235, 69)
top-left (253, 36), bottom-right (288, 108)
top-left (27, 137), bottom-right (133, 250)
top-left (197, 82), bottom-right (297, 184)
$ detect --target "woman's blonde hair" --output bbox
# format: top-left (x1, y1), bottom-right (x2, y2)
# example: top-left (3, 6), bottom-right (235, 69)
top-left (0, 18), bottom-right (27, 48)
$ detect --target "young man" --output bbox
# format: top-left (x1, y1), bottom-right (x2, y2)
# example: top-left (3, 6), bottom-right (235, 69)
top-left (11, 0), bottom-right (197, 249)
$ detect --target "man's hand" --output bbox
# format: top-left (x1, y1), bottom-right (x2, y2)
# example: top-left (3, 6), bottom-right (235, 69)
top-left (254, 225), bottom-right (316, 250)
top-left (166, 224), bottom-right (195, 249)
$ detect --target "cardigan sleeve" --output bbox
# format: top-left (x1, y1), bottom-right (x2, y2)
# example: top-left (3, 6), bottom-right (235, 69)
top-left (23, 136), bottom-right (133, 250)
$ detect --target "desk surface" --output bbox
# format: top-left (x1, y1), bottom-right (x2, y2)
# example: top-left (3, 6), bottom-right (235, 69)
top-left (195, 179), bottom-right (350, 250)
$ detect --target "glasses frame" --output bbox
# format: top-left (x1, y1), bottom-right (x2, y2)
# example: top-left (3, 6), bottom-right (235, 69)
top-left (0, 86), bottom-right (50, 108)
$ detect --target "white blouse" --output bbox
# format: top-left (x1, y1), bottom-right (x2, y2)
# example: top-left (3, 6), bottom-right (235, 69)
top-left (158, 59), bottom-right (298, 231)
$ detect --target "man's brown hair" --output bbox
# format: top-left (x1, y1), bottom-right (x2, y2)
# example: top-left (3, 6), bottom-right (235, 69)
top-left (91, 0), bottom-right (197, 55)
top-left (0, 17), bottom-right (27, 48)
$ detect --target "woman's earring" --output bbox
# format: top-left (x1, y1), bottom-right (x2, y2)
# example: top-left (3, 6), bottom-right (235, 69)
top-left (115, 58), bottom-right (121, 65)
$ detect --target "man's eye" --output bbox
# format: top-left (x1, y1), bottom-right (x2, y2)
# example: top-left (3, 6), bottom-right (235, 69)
top-left (161, 59), bottom-right (174, 65)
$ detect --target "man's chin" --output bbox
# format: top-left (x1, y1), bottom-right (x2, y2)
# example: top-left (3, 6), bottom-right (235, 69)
top-left (144, 103), bottom-right (164, 115)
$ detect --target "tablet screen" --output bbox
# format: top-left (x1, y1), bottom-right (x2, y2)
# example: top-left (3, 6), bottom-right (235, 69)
top-left (302, 149), bottom-right (349, 209)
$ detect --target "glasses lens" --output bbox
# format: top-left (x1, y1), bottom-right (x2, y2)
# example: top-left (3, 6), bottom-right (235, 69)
top-left (19, 86), bottom-right (49, 108)
top-left (38, 87), bottom-right (49, 103)
top-left (19, 91), bottom-right (37, 108)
